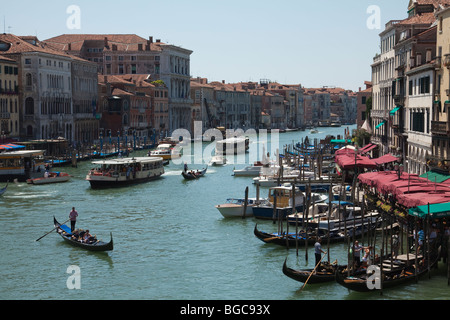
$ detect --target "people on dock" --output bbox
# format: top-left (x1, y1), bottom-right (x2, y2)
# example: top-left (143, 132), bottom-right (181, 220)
top-left (69, 207), bottom-right (78, 232)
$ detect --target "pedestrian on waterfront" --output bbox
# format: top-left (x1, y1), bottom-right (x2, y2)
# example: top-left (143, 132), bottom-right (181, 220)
top-left (69, 207), bottom-right (78, 232)
top-left (184, 162), bottom-right (188, 172)
top-left (392, 231), bottom-right (400, 260)
top-left (314, 238), bottom-right (325, 267)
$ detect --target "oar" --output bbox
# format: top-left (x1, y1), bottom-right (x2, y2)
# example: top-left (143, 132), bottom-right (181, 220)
top-left (36, 219), bottom-right (70, 241)
top-left (299, 250), bottom-right (328, 292)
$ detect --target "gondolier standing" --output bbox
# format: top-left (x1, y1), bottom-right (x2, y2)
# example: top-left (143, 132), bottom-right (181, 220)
top-left (69, 207), bottom-right (78, 232)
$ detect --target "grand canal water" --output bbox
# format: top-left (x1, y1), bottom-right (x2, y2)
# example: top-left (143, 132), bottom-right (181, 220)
top-left (1, 125), bottom-right (449, 301)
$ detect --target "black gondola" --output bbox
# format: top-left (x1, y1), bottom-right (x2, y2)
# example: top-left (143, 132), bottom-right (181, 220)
top-left (53, 217), bottom-right (113, 252)
top-left (254, 224), bottom-right (377, 248)
top-left (335, 247), bottom-right (441, 292)
top-left (182, 166), bottom-right (207, 180)
top-left (283, 258), bottom-right (346, 284)
top-left (0, 182), bottom-right (7, 196)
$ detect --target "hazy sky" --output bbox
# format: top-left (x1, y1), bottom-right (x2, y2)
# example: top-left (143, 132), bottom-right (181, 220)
top-left (2, 0), bottom-right (409, 91)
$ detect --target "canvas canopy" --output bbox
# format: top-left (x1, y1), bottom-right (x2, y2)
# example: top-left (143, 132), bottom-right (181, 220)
top-left (409, 202), bottom-right (450, 218)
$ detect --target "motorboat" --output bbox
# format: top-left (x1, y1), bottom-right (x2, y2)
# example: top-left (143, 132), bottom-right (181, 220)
top-left (27, 171), bottom-right (71, 185)
top-left (149, 143), bottom-right (181, 160)
top-left (215, 198), bottom-right (260, 218)
top-left (210, 155), bottom-right (226, 166)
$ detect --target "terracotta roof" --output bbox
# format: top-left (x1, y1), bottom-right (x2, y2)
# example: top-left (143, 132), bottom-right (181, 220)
top-left (44, 34), bottom-right (163, 52)
top-left (111, 87), bottom-right (133, 96)
top-left (398, 12), bottom-right (436, 25)
top-left (0, 54), bottom-right (16, 63)
top-left (0, 33), bottom-right (89, 62)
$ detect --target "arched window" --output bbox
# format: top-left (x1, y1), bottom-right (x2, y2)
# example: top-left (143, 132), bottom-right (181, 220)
top-left (26, 73), bottom-right (32, 86)
top-left (26, 125), bottom-right (33, 136)
top-left (25, 97), bottom-right (34, 114)
top-left (123, 113), bottom-right (129, 125)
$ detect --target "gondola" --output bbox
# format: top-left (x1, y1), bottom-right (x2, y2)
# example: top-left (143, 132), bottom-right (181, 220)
top-left (53, 217), bottom-right (113, 252)
top-left (253, 224), bottom-right (377, 248)
top-left (181, 166), bottom-right (207, 180)
top-left (0, 182), bottom-right (7, 196)
top-left (335, 247), bottom-right (441, 292)
top-left (283, 258), bottom-right (346, 284)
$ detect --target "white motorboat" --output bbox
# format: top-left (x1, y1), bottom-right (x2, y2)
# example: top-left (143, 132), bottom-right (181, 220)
top-left (215, 198), bottom-right (260, 218)
top-left (149, 143), bottom-right (181, 160)
top-left (215, 137), bottom-right (249, 155)
top-left (210, 155), bottom-right (227, 166)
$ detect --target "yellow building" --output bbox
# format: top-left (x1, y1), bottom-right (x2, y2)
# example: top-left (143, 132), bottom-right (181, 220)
top-left (431, 6), bottom-right (450, 168)
top-left (0, 55), bottom-right (19, 140)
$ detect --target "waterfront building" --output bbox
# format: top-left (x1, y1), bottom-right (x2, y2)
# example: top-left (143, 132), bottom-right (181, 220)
top-left (371, 20), bottom-right (400, 157)
top-left (44, 34), bottom-right (192, 134)
top-left (431, 4), bottom-right (450, 171)
top-left (356, 81), bottom-right (372, 129)
top-left (190, 78), bottom-right (218, 133)
top-left (71, 55), bottom-right (99, 146)
top-left (0, 55), bottom-right (19, 140)
top-left (302, 88), bottom-right (331, 126)
top-left (208, 81), bottom-right (251, 130)
top-left (399, 23), bottom-right (437, 175)
top-left (0, 34), bottom-right (98, 143)
top-left (98, 75), bottom-right (155, 145)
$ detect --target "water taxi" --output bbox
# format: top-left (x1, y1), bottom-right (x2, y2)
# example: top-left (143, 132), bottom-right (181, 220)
top-left (86, 157), bottom-right (164, 188)
top-left (149, 143), bottom-right (181, 160)
top-left (215, 137), bottom-right (249, 155)
top-left (0, 150), bottom-right (46, 182)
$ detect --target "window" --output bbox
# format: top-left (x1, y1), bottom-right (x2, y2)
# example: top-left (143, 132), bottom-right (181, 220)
top-left (409, 80), bottom-right (413, 96)
top-left (118, 64), bottom-right (124, 74)
top-left (25, 58), bottom-right (31, 65)
top-left (131, 64), bottom-right (136, 74)
top-left (419, 76), bottom-right (430, 94)
top-left (105, 56), bottom-right (111, 61)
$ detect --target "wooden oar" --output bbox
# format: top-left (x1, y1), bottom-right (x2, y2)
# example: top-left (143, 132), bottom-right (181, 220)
top-left (36, 219), bottom-right (70, 241)
top-left (299, 250), bottom-right (328, 292)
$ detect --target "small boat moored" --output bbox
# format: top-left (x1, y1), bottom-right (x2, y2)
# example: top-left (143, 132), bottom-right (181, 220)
top-left (53, 217), bottom-right (113, 252)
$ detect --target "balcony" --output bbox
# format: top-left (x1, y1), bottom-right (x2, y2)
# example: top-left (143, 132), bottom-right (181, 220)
top-left (431, 121), bottom-right (449, 135)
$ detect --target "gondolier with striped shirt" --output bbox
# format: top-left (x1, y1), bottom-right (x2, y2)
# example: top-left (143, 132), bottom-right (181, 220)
top-left (69, 207), bottom-right (78, 232)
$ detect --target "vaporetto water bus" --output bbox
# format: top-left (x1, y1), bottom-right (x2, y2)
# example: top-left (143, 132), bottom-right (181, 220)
top-left (86, 156), bottom-right (164, 188)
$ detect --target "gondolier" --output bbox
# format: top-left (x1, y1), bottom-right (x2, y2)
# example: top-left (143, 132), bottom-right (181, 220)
top-left (69, 207), bottom-right (78, 232)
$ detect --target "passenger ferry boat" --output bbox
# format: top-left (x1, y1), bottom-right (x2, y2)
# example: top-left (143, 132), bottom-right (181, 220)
top-left (148, 143), bottom-right (181, 160)
top-left (0, 150), bottom-right (46, 182)
top-left (86, 156), bottom-right (164, 188)
top-left (215, 137), bottom-right (249, 155)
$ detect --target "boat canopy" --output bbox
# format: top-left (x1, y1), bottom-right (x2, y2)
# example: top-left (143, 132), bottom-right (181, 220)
top-left (91, 157), bottom-right (163, 165)
top-left (0, 144), bottom-right (25, 150)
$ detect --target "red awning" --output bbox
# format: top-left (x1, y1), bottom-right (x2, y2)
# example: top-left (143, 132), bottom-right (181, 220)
top-left (373, 153), bottom-right (399, 165)
top-left (335, 154), bottom-right (377, 170)
top-left (359, 143), bottom-right (377, 154)
top-left (358, 171), bottom-right (450, 208)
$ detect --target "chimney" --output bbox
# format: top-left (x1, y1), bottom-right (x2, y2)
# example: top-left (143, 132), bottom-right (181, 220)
top-left (104, 37), bottom-right (108, 48)
top-left (149, 36), bottom-right (153, 43)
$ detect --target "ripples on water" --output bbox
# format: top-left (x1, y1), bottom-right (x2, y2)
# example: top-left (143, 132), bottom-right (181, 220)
top-left (1, 126), bottom-right (449, 301)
